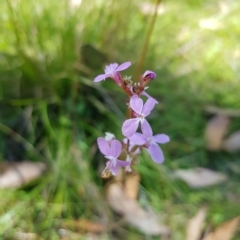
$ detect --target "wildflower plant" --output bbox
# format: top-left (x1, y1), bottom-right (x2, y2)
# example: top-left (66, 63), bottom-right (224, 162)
top-left (94, 62), bottom-right (170, 177)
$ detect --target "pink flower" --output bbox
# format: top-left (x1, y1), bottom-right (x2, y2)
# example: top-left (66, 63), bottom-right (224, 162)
top-left (97, 137), bottom-right (130, 175)
top-left (128, 130), bottom-right (170, 164)
top-left (122, 95), bottom-right (157, 137)
top-left (94, 62), bottom-right (131, 85)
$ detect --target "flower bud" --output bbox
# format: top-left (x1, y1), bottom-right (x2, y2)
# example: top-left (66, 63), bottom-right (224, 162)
top-left (142, 70), bottom-right (156, 81)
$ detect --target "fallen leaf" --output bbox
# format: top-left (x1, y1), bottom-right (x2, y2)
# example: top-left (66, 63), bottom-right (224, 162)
top-left (63, 219), bottom-right (104, 234)
top-left (15, 232), bottom-right (39, 240)
top-left (202, 216), bottom-right (240, 240)
top-left (205, 115), bottom-right (230, 150)
top-left (107, 182), bottom-right (170, 236)
top-left (83, 233), bottom-right (109, 240)
top-left (58, 228), bottom-right (79, 240)
top-left (222, 131), bottom-right (240, 151)
top-left (58, 228), bottom-right (109, 240)
top-left (204, 106), bottom-right (240, 117)
top-left (173, 168), bottom-right (227, 188)
top-left (123, 173), bottom-right (140, 200)
top-left (185, 207), bottom-right (207, 240)
top-left (202, 224), bottom-right (213, 240)
top-left (0, 161), bottom-right (46, 189)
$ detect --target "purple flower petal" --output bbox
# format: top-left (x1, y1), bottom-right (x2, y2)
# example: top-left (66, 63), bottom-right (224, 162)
top-left (147, 144), bottom-right (164, 164)
top-left (110, 139), bottom-right (122, 158)
top-left (117, 160), bottom-right (130, 167)
top-left (115, 62), bottom-right (131, 71)
top-left (122, 118), bottom-right (140, 137)
top-left (129, 132), bottom-right (147, 145)
top-left (143, 70), bottom-right (156, 80)
top-left (153, 134), bottom-right (170, 144)
top-left (105, 63), bottom-right (118, 74)
top-left (130, 95), bottom-right (143, 115)
top-left (106, 161), bottom-right (119, 175)
top-left (141, 120), bottom-right (153, 137)
top-left (111, 72), bottom-right (122, 86)
top-left (142, 98), bottom-right (157, 116)
top-left (122, 138), bottom-right (128, 145)
top-left (94, 74), bottom-right (107, 82)
top-left (111, 63), bottom-right (119, 70)
top-left (97, 137), bottom-right (111, 155)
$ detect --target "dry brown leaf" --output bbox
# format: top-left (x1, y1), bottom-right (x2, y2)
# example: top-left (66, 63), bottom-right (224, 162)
top-left (186, 207), bottom-right (207, 240)
top-left (15, 232), bottom-right (39, 240)
top-left (205, 115), bottom-right (230, 150)
top-left (107, 182), bottom-right (170, 236)
top-left (202, 216), bottom-right (240, 240)
top-left (63, 219), bottom-right (105, 234)
top-left (58, 228), bottom-right (80, 240)
top-left (173, 168), bottom-right (227, 188)
top-left (82, 233), bottom-right (108, 240)
top-left (58, 229), bottom-right (105, 240)
top-left (222, 131), bottom-right (240, 152)
top-left (0, 161), bottom-right (46, 189)
top-left (204, 106), bottom-right (240, 117)
top-left (123, 173), bottom-right (140, 200)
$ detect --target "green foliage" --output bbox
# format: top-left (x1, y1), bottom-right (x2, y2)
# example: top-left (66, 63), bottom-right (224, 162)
top-left (0, 0), bottom-right (240, 239)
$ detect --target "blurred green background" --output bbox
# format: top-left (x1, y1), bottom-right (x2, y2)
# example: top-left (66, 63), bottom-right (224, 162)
top-left (0, 0), bottom-right (240, 239)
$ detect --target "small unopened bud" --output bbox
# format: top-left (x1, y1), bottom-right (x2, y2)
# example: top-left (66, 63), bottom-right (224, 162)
top-left (141, 70), bottom-right (156, 88)
top-left (142, 70), bottom-right (156, 82)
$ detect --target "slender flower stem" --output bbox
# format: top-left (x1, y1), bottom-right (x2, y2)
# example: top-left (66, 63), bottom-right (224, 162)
top-left (5, 0), bottom-right (21, 50)
top-left (133, 0), bottom-right (162, 82)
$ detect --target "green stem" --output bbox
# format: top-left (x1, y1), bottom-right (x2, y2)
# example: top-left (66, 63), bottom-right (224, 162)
top-left (5, 0), bottom-right (21, 51)
top-left (133, 0), bottom-right (161, 82)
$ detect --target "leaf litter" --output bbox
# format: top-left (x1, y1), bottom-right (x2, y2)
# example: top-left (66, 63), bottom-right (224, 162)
top-left (106, 182), bottom-right (170, 237)
top-left (173, 168), bottom-right (227, 188)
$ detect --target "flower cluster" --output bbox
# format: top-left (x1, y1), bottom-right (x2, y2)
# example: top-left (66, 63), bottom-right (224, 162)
top-left (94, 62), bottom-right (169, 177)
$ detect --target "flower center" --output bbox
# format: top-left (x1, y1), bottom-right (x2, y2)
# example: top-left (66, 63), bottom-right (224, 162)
top-left (148, 137), bottom-right (155, 145)
top-left (139, 114), bottom-right (145, 123)
top-left (105, 156), bottom-right (117, 166)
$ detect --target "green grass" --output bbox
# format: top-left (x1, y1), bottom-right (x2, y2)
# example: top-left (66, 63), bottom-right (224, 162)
top-left (0, 0), bottom-right (240, 239)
